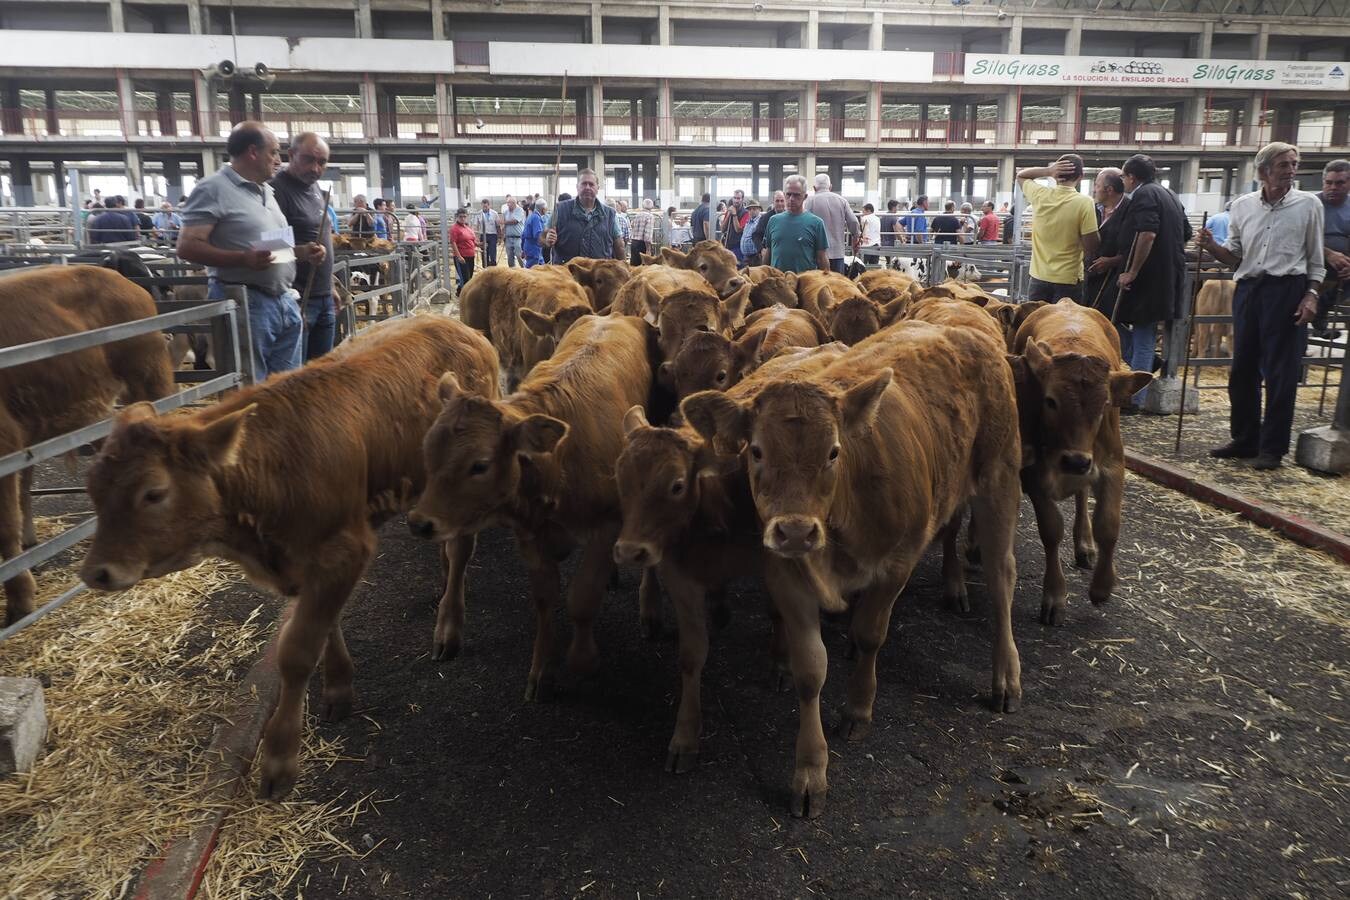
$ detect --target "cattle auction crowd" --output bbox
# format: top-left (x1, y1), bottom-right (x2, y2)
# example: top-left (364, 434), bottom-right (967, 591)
top-left (1, 120), bottom-right (1342, 821)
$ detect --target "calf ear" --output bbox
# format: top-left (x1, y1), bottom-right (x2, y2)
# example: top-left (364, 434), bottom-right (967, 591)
top-left (513, 414), bottom-right (569, 455)
top-left (565, 258), bottom-right (591, 281)
top-left (639, 251), bottom-right (659, 266)
top-left (1023, 339), bottom-right (1055, 377)
top-left (734, 327), bottom-right (769, 370)
top-left (642, 284), bottom-right (663, 324)
top-left (117, 401), bottom-right (158, 426)
top-left (720, 284), bottom-right (751, 330)
top-left (992, 304), bottom-right (1018, 332)
top-left (838, 369), bottom-right (892, 434)
top-left (1110, 371), bottom-right (1154, 406)
top-left (518, 307), bottom-right (555, 338)
top-left (879, 297), bottom-right (908, 326)
top-left (681, 391), bottom-right (751, 448)
top-left (1012, 300), bottom-right (1048, 334)
top-left (660, 247), bottom-right (687, 267)
top-left (182, 403), bottom-right (255, 469)
top-left (438, 371), bottom-right (466, 407)
top-left (622, 405), bottom-right (650, 437)
top-left (806, 311), bottom-right (832, 345)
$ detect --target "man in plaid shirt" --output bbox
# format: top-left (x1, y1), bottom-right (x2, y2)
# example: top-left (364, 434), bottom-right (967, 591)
top-left (630, 198), bottom-right (655, 265)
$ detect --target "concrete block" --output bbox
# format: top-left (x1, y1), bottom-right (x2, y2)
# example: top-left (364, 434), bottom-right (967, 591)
top-left (0, 677), bottom-right (47, 776)
top-left (1295, 425), bottom-right (1350, 475)
top-left (1143, 376), bottom-right (1199, 416)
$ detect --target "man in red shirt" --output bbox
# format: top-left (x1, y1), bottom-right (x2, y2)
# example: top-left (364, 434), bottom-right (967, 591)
top-left (450, 207), bottom-right (478, 289)
top-left (977, 201), bottom-right (1002, 244)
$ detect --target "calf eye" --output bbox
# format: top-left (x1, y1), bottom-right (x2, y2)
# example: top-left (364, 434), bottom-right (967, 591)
top-left (468, 460), bottom-right (490, 476)
top-left (715, 371), bottom-right (728, 384)
top-left (696, 324), bottom-right (712, 332)
top-left (143, 488), bottom-right (168, 505)
top-left (671, 479), bottom-right (686, 497)
top-left (750, 445), bottom-right (764, 461)
top-left (828, 445), bottom-right (840, 462)
top-left (1045, 397), bottom-right (1058, 410)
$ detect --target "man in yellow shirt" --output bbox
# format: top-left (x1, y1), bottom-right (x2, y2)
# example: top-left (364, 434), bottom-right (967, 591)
top-left (1016, 155), bottom-right (1100, 302)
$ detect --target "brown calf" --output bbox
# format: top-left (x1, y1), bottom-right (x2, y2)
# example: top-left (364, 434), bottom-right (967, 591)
top-left (80, 316), bottom-right (499, 800)
top-left (614, 345), bottom-right (847, 773)
top-left (823, 295), bottom-right (907, 347)
top-left (463, 267), bottom-right (592, 390)
top-left (610, 265), bottom-right (716, 319)
top-left (747, 273), bottom-right (801, 313)
top-left (662, 304), bottom-right (829, 400)
top-left (563, 258), bottom-right (632, 312)
top-left (683, 320), bottom-right (1023, 818)
top-left (742, 265), bottom-right (786, 284)
top-left (1012, 299), bottom-right (1152, 626)
top-left (2, 266), bottom-right (175, 626)
top-left (408, 315), bottom-right (655, 698)
top-left (658, 241), bottom-right (748, 298)
top-left (1192, 279), bottom-right (1235, 359)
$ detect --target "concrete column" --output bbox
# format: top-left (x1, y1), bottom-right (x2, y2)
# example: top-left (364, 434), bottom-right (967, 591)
top-left (590, 3), bottom-right (602, 43)
top-left (44, 90), bottom-right (59, 135)
top-left (658, 149), bottom-right (673, 202)
top-left (869, 12), bottom-right (883, 52)
top-left (806, 10), bottom-right (819, 50)
top-left (997, 156), bottom-right (1015, 205)
top-left (108, 0), bottom-right (125, 31)
top-left (592, 150), bottom-right (606, 190)
top-left (800, 84), bottom-right (817, 146)
top-left (865, 153), bottom-right (880, 205)
top-left (431, 0), bottom-right (445, 40)
top-left (53, 160), bottom-right (66, 206)
top-left (191, 73), bottom-right (215, 136)
top-left (360, 76), bottom-right (378, 139)
top-left (658, 6), bottom-right (671, 45)
top-left (356, 0), bottom-right (373, 39)
top-left (365, 149), bottom-right (382, 198)
top-left (163, 158), bottom-right (183, 204)
top-left (1254, 24), bottom-right (1269, 59)
top-left (800, 152), bottom-right (817, 181)
top-left (1065, 17), bottom-right (1083, 56)
top-left (768, 161), bottom-right (784, 193)
top-left (156, 90), bottom-right (175, 137)
top-left (866, 83), bottom-right (882, 144)
top-left (658, 79), bottom-right (673, 142)
top-left (200, 149), bottom-right (219, 178)
top-left (1331, 106), bottom-right (1349, 146)
top-left (1245, 93), bottom-right (1266, 147)
top-left (1004, 15), bottom-right (1023, 54)
top-left (1196, 21), bottom-right (1213, 58)
top-left (590, 81), bottom-right (605, 144)
top-left (1182, 95), bottom-right (1205, 147)
top-left (8, 158), bottom-right (35, 205)
top-left (116, 72), bottom-right (137, 138)
top-left (381, 156), bottom-right (401, 205)
top-left (435, 76), bottom-right (453, 137)
top-left (125, 147), bottom-right (143, 198)
top-left (187, 0), bottom-right (203, 34)
top-left (1175, 155), bottom-right (1201, 208)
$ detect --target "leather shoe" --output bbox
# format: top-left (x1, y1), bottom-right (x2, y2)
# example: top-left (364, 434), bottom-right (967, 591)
top-left (1209, 442), bottom-right (1257, 459)
top-left (1252, 454), bottom-right (1282, 470)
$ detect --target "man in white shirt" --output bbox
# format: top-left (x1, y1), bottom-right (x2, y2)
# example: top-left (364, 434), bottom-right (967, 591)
top-left (804, 174), bottom-right (859, 274)
top-left (857, 202), bottom-right (882, 265)
top-left (1198, 142), bottom-right (1326, 470)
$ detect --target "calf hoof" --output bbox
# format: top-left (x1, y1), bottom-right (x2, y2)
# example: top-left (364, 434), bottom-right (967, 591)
top-left (432, 635), bottom-right (461, 661)
top-left (1074, 548), bottom-right (1097, 569)
top-left (320, 691), bottom-right (354, 723)
top-left (1039, 599), bottom-right (1066, 627)
top-left (257, 756), bottom-right (299, 801)
top-left (639, 615), bottom-right (663, 641)
top-left (836, 713), bottom-right (872, 742)
top-left (789, 776), bottom-right (827, 819)
top-left (565, 641), bottom-right (600, 676)
top-left (665, 747), bottom-right (699, 774)
top-left (710, 597), bottom-right (733, 631)
top-left (945, 590), bottom-right (971, 615)
top-left (992, 687), bottom-right (1022, 714)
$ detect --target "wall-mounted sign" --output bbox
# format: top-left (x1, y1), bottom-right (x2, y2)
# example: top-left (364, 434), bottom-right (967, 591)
top-left (965, 54), bottom-right (1349, 91)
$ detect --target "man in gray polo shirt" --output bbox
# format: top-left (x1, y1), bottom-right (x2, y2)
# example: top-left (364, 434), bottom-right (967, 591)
top-left (178, 121), bottom-right (325, 379)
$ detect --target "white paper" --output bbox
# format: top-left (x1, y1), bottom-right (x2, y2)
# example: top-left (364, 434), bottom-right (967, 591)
top-left (250, 225), bottom-right (294, 252)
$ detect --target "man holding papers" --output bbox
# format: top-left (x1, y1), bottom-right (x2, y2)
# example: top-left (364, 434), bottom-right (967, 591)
top-left (178, 121), bottom-right (326, 379)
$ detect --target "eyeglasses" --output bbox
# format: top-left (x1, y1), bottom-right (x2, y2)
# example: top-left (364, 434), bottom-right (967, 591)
top-left (784, 191), bottom-right (805, 198)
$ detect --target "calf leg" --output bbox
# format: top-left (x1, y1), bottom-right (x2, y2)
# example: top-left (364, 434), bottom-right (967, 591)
top-left (638, 566), bottom-right (662, 640)
top-left (839, 567), bottom-right (912, 742)
top-left (517, 532), bottom-right (561, 701)
top-left (767, 602), bottom-right (791, 692)
top-left (320, 620), bottom-right (355, 721)
top-left (564, 522), bottom-right (621, 675)
top-left (660, 563), bottom-right (708, 774)
top-left (939, 516), bottom-right (970, 612)
top-left (765, 560), bottom-right (829, 819)
top-left (433, 533), bottom-right (477, 660)
top-left (1028, 486), bottom-right (1068, 626)
top-left (972, 465), bottom-right (1023, 713)
top-left (1088, 466), bottom-right (1124, 606)
top-left (258, 526), bottom-right (372, 800)
top-left (1072, 490), bottom-right (1096, 569)
top-left (1, 472), bottom-right (36, 627)
top-left (20, 467), bottom-right (35, 548)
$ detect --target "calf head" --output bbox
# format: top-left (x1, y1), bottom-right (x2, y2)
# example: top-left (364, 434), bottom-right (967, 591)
top-left (81, 402), bottom-right (254, 591)
top-left (825, 296), bottom-right (885, 347)
top-left (654, 287), bottom-right (750, 362)
top-left (613, 407), bottom-right (733, 568)
top-left (566, 258), bottom-right (631, 311)
top-left (682, 371), bottom-right (891, 558)
top-left (408, 373), bottom-right (568, 541)
top-left (662, 241), bottom-right (748, 298)
top-left (663, 331), bottom-right (744, 399)
top-left (519, 303), bottom-right (592, 347)
top-left (1013, 341), bottom-right (1151, 476)
top-left (748, 273), bottom-right (799, 311)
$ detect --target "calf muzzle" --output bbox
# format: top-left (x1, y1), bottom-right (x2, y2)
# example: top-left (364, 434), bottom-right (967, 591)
top-left (765, 516), bottom-right (823, 557)
top-left (613, 539), bottom-right (659, 567)
top-left (1059, 452), bottom-right (1093, 476)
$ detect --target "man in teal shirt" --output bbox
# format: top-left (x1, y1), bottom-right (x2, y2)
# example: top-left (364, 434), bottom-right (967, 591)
top-left (764, 174), bottom-right (829, 274)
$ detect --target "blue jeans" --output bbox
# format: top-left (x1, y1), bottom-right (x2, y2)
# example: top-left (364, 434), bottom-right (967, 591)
top-left (1115, 320), bottom-right (1157, 408)
top-left (505, 237), bottom-right (522, 267)
top-left (829, 257), bottom-right (846, 274)
top-left (209, 280), bottom-right (303, 381)
top-left (304, 294), bottom-right (335, 361)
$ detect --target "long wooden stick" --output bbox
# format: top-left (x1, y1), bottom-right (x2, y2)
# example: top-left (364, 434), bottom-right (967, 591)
top-left (552, 71), bottom-right (569, 199)
top-left (296, 189), bottom-right (332, 339)
top-left (1174, 212), bottom-right (1208, 454)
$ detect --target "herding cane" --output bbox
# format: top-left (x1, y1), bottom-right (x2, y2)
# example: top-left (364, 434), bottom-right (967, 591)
top-left (1173, 212), bottom-right (1208, 454)
top-left (545, 71), bottom-right (569, 257)
top-left (298, 188), bottom-right (333, 341)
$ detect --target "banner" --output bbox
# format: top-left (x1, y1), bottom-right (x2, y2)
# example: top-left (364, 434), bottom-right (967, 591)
top-left (964, 53), bottom-right (1348, 91)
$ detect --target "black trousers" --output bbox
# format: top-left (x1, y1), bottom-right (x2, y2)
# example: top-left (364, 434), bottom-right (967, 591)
top-left (1228, 273), bottom-right (1309, 457)
top-left (630, 239), bottom-right (648, 266)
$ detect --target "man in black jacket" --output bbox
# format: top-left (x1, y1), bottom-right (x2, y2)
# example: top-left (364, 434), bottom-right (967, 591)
top-left (751, 190), bottom-right (787, 261)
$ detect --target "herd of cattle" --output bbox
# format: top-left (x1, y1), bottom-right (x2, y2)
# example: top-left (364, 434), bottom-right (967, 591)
top-left (1, 240), bottom-right (1151, 818)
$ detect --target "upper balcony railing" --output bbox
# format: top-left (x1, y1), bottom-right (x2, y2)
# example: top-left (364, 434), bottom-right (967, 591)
top-left (1, 108), bottom-right (1342, 151)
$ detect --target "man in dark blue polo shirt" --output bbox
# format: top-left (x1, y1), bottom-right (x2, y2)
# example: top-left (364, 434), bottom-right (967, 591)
top-left (271, 131), bottom-right (337, 360)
